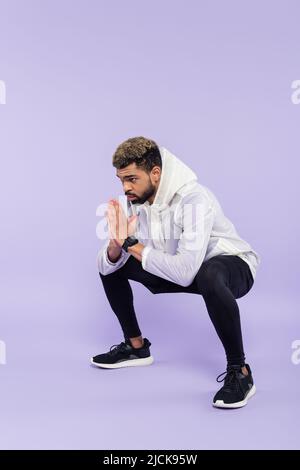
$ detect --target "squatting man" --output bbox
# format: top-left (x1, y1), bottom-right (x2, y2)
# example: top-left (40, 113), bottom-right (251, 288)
top-left (92, 136), bottom-right (261, 409)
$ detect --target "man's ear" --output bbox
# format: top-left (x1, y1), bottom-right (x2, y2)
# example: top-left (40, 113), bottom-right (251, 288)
top-left (151, 166), bottom-right (161, 182)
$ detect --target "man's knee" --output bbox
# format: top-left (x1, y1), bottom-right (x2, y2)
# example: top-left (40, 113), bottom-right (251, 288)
top-left (195, 260), bottom-right (228, 294)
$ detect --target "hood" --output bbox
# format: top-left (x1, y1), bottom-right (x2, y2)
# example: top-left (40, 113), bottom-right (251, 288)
top-left (127, 145), bottom-right (198, 220)
top-left (144, 146), bottom-right (198, 211)
top-left (128, 146), bottom-right (198, 247)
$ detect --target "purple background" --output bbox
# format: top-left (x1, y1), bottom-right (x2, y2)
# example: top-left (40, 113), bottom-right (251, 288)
top-left (0, 0), bottom-right (299, 450)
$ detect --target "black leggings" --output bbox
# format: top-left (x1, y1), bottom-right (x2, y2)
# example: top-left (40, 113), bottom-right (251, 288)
top-left (99, 254), bottom-right (254, 366)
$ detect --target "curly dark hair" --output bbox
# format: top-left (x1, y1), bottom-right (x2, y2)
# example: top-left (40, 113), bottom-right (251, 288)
top-left (112, 136), bottom-right (162, 173)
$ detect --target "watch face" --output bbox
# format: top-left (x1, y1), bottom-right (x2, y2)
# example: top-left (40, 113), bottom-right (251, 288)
top-left (128, 237), bottom-right (138, 245)
top-left (122, 236), bottom-right (138, 252)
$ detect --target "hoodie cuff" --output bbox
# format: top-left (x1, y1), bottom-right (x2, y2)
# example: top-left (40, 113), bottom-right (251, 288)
top-left (141, 245), bottom-right (153, 270)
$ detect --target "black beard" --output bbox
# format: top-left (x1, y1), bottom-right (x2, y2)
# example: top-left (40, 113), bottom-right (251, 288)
top-left (130, 182), bottom-right (156, 205)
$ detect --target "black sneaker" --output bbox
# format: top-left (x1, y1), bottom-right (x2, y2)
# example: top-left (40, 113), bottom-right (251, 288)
top-left (212, 364), bottom-right (256, 409)
top-left (90, 338), bottom-right (154, 369)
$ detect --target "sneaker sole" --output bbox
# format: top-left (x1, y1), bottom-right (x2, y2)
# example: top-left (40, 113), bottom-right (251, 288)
top-left (90, 355), bottom-right (154, 369)
top-left (212, 384), bottom-right (256, 409)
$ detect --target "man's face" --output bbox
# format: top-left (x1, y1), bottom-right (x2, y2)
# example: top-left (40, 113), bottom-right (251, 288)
top-left (116, 163), bottom-right (160, 205)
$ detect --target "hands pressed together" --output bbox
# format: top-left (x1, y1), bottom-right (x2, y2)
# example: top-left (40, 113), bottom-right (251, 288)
top-left (105, 198), bottom-right (138, 249)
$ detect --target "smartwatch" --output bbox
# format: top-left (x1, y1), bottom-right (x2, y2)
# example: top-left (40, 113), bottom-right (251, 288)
top-left (122, 236), bottom-right (139, 252)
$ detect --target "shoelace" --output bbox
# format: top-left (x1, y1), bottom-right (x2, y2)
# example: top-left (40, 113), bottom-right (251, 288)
top-left (216, 366), bottom-right (244, 394)
top-left (108, 342), bottom-right (128, 356)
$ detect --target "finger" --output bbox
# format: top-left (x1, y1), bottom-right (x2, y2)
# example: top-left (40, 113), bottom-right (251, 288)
top-left (107, 204), bottom-right (116, 217)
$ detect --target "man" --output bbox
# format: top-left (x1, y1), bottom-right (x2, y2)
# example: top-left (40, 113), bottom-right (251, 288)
top-left (92, 136), bottom-right (260, 409)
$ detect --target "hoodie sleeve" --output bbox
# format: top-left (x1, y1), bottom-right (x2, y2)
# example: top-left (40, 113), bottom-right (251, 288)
top-left (141, 193), bottom-right (215, 287)
top-left (97, 239), bottom-right (131, 275)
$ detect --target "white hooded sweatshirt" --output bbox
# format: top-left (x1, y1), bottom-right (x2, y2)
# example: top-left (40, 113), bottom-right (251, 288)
top-left (97, 146), bottom-right (260, 287)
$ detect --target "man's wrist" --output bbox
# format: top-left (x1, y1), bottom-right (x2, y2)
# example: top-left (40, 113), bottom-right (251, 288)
top-left (122, 236), bottom-right (139, 252)
top-left (107, 244), bottom-right (122, 263)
